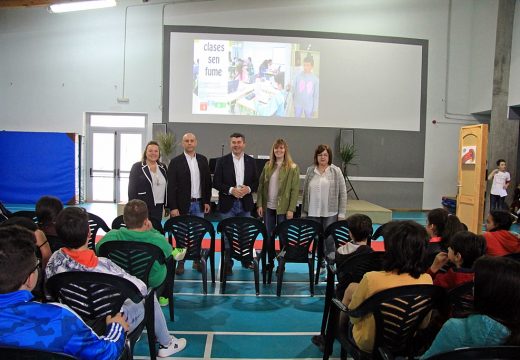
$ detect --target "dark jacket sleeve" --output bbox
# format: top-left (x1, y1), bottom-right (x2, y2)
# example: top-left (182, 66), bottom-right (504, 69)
top-left (199, 155), bottom-right (212, 205)
top-left (128, 162), bottom-right (140, 201)
top-left (213, 156), bottom-right (230, 194)
top-left (167, 157), bottom-right (179, 210)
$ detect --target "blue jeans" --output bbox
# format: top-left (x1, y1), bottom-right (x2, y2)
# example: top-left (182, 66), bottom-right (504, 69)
top-left (188, 200), bottom-right (204, 218)
top-left (122, 296), bottom-right (170, 346)
top-left (220, 200), bottom-right (252, 265)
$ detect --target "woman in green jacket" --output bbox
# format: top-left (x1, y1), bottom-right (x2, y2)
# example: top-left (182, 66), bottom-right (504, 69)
top-left (257, 139), bottom-right (300, 241)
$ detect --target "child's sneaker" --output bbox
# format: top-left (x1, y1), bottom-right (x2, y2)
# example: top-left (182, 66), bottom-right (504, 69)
top-left (158, 336), bottom-right (187, 357)
top-left (172, 248), bottom-right (187, 261)
top-left (158, 297), bottom-right (169, 307)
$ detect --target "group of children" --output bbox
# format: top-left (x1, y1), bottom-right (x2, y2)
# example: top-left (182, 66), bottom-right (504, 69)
top-left (313, 206), bottom-right (520, 358)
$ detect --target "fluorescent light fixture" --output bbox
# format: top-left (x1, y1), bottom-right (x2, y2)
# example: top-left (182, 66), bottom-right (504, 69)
top-left (49, 0), bottom-right (117, 13)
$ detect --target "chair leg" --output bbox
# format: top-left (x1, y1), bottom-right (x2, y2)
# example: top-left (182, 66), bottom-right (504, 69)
top-left (168, 261), bottom-right (175, 322)
top-left (145, 293), bottom-right (157, 360)
top-left (210, 250), bottom-right (216, 283)
top-left (261, 250), bottom-right (267, 284)
top-left (321, 270), bottom-right (335, 335)
top-left (253, 259), bottom-right (260, 296)
top-left (220, 251), bottom-right (229, 294)
top-left (308, 259), bottom-right (315, 296)
top-left (201, 257), bottom-right (208, 295)
top-left (276, 259), bottom-right (285, 297)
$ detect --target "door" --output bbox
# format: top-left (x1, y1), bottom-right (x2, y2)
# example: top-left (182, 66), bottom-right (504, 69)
top-left (456, 124), bottom-right (488, 233)
top-left (87, 114), bottom-right (146, 203)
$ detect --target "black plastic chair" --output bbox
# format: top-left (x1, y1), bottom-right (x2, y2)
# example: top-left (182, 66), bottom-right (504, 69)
top-left (446, 280), bottom-right (474, 318)
top-left (97, 240), bottom-right (175, 321)
top-left (8, 210), bottom-right (37, 223)
top-left (87, 212), bottom-right (111, 250)
top-left (0, 346), bottom-right (77, 359)
top-left (504, 252), bottom-right (520, 262)
top-left (217, 217), bottom-right (266, 295)
top-left (164, 215), bottom-right (216, 294)
top-left (320, 251), bottom-right (384, 338)
top-left (325, 220), bottom-right (374, 249)
top-left (272, 218), bottom-right (322, 296)
top-left (425, 346), bottom-right (520, 360)
top-left (112, 214), bottom-right (164, 235)
top-left (324, 284), bottom-right (438, 360)
top-left (46, 271), bottom-right (156, 360)
top-left (371, 222), bottom-right (389, 241)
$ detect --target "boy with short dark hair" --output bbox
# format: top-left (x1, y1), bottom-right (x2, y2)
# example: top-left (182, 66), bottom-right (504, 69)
top-left (0, 225), bottom-right (127, 359)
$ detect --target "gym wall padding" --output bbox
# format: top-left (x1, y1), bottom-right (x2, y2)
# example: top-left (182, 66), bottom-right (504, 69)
top-left (0, 131), bottom-right (78, 205)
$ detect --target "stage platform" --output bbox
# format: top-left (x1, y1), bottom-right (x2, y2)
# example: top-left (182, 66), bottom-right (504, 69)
top-left (346, 199), bottom-right (392, 224)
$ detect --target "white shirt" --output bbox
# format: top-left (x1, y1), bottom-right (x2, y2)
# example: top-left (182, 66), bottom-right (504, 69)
top-left (229, 153), bottom-right (248, 195)
top-left (267, 162), bottom-right (282, 209)
top-left (151, 169), bottom-right (166, 205)
top-left (491, 171), bottom-right (510, 197)
top-left (307, 167), bottom-right (337, 217)
top-left (184, 152), bottom-right (201, 199)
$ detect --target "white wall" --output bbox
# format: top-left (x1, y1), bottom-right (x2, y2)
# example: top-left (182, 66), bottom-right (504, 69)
top-left (0, 0), bottom-right (514, 209)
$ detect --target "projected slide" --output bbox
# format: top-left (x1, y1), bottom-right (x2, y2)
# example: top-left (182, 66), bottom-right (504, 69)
top-left (193, 39), bottom-right (320, 118)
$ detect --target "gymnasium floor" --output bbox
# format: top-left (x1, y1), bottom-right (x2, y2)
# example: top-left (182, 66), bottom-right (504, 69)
top-left (5, 203), bottom-right (518, 359)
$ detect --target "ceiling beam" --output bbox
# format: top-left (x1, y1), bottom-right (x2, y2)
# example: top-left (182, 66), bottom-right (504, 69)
top-left (0, 1), bottom-right (83, 9)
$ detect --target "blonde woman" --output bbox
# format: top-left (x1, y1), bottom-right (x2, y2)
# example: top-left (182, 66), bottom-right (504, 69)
top-left (257, 139), bottom-right (300, 239)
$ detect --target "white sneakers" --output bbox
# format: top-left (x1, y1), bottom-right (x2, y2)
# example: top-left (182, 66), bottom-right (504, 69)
top-left (157, 336), bottom-right (187, 357)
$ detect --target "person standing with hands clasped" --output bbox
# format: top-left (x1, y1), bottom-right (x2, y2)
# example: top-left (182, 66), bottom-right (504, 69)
top-left (302, 144), bottom-right (347, 262)
top-left (257, 138), bottom-right (300, 242)
top-left (488, 159), bottom-right (510, 210)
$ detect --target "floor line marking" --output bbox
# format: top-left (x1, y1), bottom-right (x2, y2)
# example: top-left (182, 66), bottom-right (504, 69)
top-left (156, 330), bottom-right (322, 336)
top-left (173, 292), bottom-right (324, 298)
top-left (204, 332), bottom-right (213, 359)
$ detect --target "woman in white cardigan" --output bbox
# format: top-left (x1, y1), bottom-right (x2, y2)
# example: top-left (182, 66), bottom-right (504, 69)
top-left (302, 144), bottom-right (347, 260)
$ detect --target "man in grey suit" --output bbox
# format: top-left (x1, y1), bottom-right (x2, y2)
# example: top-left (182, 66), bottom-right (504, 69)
top-left (167, 133), bottom-right (212, 275)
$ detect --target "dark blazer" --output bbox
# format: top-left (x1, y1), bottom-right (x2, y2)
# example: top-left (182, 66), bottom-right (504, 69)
top-left (128, 161), bottom-right (168, 210)
top-left (167, 153), bottom-right (212, 214)
top-left (213, 153), bottom-right (258, 213)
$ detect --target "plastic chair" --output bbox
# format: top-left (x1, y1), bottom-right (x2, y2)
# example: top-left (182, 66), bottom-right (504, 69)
top-left (86, 212), bottom-right (111, 250)
top-left (96, 240), bottom-right (175, 321)
top-left (272, 218), bottom-right (322, 296)
top-left (324, 220), bottom-right (353, 249)
top-left (8, 210), bottom-right (37, 223)
top-left (163, 215), bottom-right (216, 294)
top-left (504, 252), bottom-right (520, 262)
top-left (371, 222), bottom-right (390, 241)
top-left (320, 251), bottom-right (384, 338)
top-left (446, 280), bottom-right (474, 318)
top-left (46, 271), bottom-right (156, 360)
top-left (424, 346), bottom-right (520, 360)
top-left (323, 284), bottom-right (438, 360)
top-left (0, 346), bottom-right (77, 359)
top-left (112, 214), bottom-right (164, 235)
top-left (217, 217), bottom-right (266, 295)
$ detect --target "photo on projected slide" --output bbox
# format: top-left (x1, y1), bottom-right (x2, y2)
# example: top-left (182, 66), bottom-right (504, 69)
top-left (192, 39), bottom-right (320, 118)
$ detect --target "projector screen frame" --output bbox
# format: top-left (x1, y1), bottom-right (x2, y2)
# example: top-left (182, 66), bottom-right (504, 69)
top-left (163, 25), bottom-right (428, 133)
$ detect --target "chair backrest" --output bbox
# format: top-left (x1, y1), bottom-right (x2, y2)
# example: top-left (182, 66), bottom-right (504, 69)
top-left (504, 252), bottom-right (520, 262)
top-left (447, 280), bottom-right (474, 318)
top-left (112, 214), bottom-right (164, 235)
top-left (9, 210), bottom-right (37, 223)
top-left (164, 215), bottom-right (215, 260)
top-left (349, 284), bottom-right (437, 356)
top-left (273, 218), bottom-right (322, 262)
top-left (425, 346), bottom-right (520, 360)
top-left (87, 212), bottom-right (111, 250)
top-left (0, 346), bottom-right (76, 359)
top-left (97, 241), bottom-right (165, 285)
top-left (371, 222), bottom-right (389, 241)
top-left (46, 271), bottom-right (143, 324)
top-left (336, 251), bottom-right (384, 288)
top-left (217, 217), bottom-right (267, 262)
top-left (325, 220), bottom-right (374, 249)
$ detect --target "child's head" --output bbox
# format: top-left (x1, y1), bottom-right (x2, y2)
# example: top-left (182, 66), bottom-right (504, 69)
top-left (274, 72), bottom-right (285, 89)
top-left (496, 159), bottom-right (507, 171)
top-left (383, 221), bottom-right (429, 279)
top-left (448, 231), bottom-right (486, 268)
top-left (426, 208), bottom-right (464, 246)
top-left (474, 256), bottom-right (520, 345)
top-left (123, 199), bottom-right (149, 229)
top-left (346, 214), bottom-right (372, 243)
top-left (486, 210), bottom-right (513, 231)
top-left (303, 53), bottom-right (314, 73)
top-left (55, 207), bottom-right (90, 249)
top-left (35, 195), bottom-right (63, 227)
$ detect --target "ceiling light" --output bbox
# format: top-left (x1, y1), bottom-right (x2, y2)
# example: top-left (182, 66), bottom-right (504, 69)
top-left (49, 0), bottom-right (117, 13)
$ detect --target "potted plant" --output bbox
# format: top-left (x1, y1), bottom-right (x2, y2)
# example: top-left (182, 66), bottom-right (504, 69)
top-left (156, 132), bottom-right (176, 164)
top-left (339, 143), bottom-right (357, 174)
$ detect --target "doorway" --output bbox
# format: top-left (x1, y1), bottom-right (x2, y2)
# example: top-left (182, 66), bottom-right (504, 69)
top-left (86, 113), bottom-right (146, 203)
